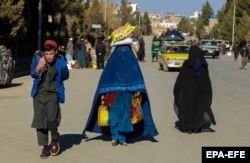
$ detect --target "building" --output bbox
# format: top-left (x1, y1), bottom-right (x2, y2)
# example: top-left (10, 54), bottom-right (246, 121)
top-left (148, 13), bottom-right (162, 28)
top-left (128, 2), bottom-right (138, 13)
top-left (189, 11), bottom-right (201, 19)
top-left (209, 14), bottom-right (218, 29)
top-left (149, 12), bottom-right (183, 35)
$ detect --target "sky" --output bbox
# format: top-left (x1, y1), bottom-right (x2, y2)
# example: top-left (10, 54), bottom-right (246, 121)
top-left (116, 0), bottom-right (227, 17)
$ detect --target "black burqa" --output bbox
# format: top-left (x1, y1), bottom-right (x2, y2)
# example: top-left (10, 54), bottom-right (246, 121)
top-left (173, 45), bottom-right (216, 133)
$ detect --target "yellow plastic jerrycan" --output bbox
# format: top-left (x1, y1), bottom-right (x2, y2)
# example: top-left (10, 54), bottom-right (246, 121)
top-left (97, 100), bottom-right (109, 126)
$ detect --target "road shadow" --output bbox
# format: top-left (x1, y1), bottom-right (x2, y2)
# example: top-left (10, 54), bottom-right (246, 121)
top-left (85, 134), bottom-right (158, 145)
top-left (127, 135), bottom-right (158, 144)
top-left (175, 121), bottom-right (216, 134)
top-left (204, 56), bottom-right (220, 60)
top-left (85, 134), bottom-right (111, 142)
top-left (58, 133), bottom-right (87, 155)
top-left (158, 68), bottom-right (180, 73)
top-left (0, 83), bottom-right (23, 89)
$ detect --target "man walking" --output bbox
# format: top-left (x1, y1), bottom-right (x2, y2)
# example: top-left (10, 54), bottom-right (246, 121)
top-left (30, 39), bottom-right (69, 158)
top-left (65, 37), bottom-right (74, 65)
top-left (95, 39), bottom-right (106, 69)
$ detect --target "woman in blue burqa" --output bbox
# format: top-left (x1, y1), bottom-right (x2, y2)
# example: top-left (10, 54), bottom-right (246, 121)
top-left (83, 44), bottom-right (158, 146)
top-left (173, 43), bottom-right (216, 134)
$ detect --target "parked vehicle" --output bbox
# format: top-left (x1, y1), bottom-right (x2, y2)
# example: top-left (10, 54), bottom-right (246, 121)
top-left (198, 39), bottom-right (220, 59)
top-left (0, 45), bottom-right (15, 87)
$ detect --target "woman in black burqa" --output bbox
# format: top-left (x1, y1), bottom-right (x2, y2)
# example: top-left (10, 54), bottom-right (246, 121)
top-left (173, 44), bottom-right (216, 133)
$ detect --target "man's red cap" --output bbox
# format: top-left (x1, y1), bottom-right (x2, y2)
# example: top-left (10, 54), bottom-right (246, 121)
top-left (44, 40), bottom-right (58, 49)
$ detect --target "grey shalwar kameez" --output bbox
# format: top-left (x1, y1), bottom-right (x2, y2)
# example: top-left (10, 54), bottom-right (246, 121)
top-left (31, 63), bottom-right (61, 146)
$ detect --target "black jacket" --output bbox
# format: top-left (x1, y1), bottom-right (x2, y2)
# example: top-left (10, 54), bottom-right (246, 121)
top-left (95, 43), bottom-right (106, 57)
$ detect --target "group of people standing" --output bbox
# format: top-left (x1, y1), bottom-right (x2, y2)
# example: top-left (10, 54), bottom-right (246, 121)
top-left (65, 36), bottom-right (106, 69)
top-left (65, 35), bottom-right (147, 69)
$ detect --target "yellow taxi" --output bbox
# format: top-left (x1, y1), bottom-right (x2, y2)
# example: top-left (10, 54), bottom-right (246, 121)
top-left (158, 41), bottom-right (189, 71)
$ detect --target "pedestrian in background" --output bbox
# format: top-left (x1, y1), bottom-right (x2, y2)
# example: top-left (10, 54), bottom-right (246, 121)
top-left (220, 41), bottom-right (226, 55)
top-left (74, 36), bottom-right (81, 60)
top-left (137, 37), bottom-right (145, 62)
top-left (95, 39), bottom-right (106, 69)
top-left (85, 39), bottom-right (93, 52)
top-left (65, 37), bottom-right (74, 64)
top-left (30, 40), bottom-right (69, 158)
top-left (86, 47), bottom-right (92, 68)
top-left (233, 42), bottom-right (239, 61)
top-left (173, 45), bottom-right (216, 134)
top-left (85, 39), bottom-right (93, 68)
top-left (239, 40), bottom-right (249, 70)
top-left (76, 36), bottom-right (88, 69)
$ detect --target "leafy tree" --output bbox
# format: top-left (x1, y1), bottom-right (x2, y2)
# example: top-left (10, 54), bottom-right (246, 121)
top-left (212, 0), bottom-right (250, 44)
top-left (237, 0), bottom-right (250, 15)
top-left (211, 0), bottom-right (234, 41)
top-left (102, 0), bottom-right (121, 37)
top-left (41, 0), bottom-right (85, 43)
top-left (56, 0), bottom-right (80, 39)
top-left (0, 0), bottom-right (25, 44)
top-left (236, 11), bottom-right (250, 42)
top-left (141, 12), bottom-right (152, 35)
top-left (177, 17), bottom-right (194, 34)
top-left (234, 0), bottom-right (250, 42)
top-left (209, 23), bottom-right (221, 39)
top-left (201, 1), bottom-right (213, 26)
top-left (195, 1), bottom-right (213, 38)
top-left (88, 0), bottom-right (105, 39)
top-left (117, 0), bottom-right (135, 26)
top-left (195, 14), bottom-right (206, 39)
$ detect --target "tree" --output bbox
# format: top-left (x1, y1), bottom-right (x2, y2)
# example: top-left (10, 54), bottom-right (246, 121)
top-left (237, 11), bottom-right (250, 42)
top-left (211, 0), bottom-right (234, 41)
top-left (201, 1), bottom-right (213, 26)
top-left (117, 0), bottom-right (135, 26)
top-left (234, 0), bottom-right (250, 43)
top-left (101, 0), bottom-right (121, 37)
top-left (195, 1), bottom-right (213, 38)
top-left (41, 0), bottom-right (85, 43)
top-left (177, 17), bottom-right (194, 34)
top-left (0, 0), bottom-right (25, 44)
top-left (195, 14), bottom-right (206, 39)
top-left (141, 12), bottom-right (152, 35)
top-left (212, 0), bottom-right (250, 44)
top-left (88, 0), bottom-right (105, 39)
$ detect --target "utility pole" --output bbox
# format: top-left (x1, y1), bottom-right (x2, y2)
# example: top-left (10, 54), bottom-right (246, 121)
top-left (139, 11), bottom-right (140, 30)
top-left (104, 0), bottom-right (107, 39)
top-left (232, 0), bottom-right (236, 45)
top-left (38, 0), bottom-right (42, 50)
top-left (104, 0), bottom-right (106, 22)
top-left (137, 4), bottom-right (140, 29)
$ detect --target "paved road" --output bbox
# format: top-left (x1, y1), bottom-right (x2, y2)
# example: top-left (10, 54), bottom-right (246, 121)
top-left (0, 36), bottom-right (250, 163)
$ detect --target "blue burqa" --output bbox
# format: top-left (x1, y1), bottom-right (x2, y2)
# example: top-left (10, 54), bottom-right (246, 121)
top-left (83, 45), bottom-right (158, 139)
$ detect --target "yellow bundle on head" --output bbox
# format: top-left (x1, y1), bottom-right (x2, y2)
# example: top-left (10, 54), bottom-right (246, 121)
top-left (108, 23), bottom-right (137, 43)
